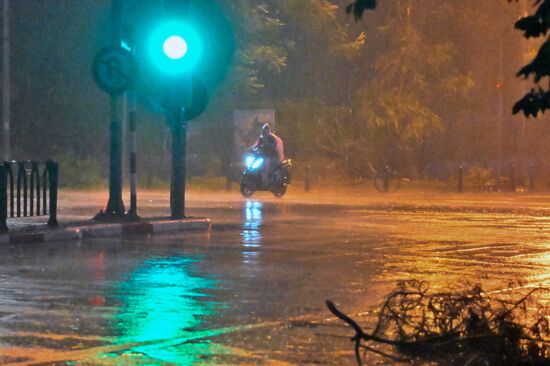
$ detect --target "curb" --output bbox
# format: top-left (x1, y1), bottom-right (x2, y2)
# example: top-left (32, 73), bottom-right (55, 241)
top-left (80, 224), bottom-right (122, 238)
top-left (0, 218), bottom-right (210, 244)
top-left (44, 228), bottom-right (82, 242)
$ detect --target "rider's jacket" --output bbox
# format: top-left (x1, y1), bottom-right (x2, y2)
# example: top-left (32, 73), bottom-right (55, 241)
top-left (252, 133), bottom-right (285, 162)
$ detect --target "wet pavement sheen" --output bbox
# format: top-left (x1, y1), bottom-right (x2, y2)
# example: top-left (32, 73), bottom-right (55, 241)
top-left (0, 192), bottom-right (549, 365)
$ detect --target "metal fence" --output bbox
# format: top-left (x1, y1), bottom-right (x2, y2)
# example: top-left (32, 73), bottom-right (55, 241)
top-left (0, 160), bottom-right (58, 232)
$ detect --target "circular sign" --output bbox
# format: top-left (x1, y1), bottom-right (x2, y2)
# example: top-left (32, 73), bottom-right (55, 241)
top-left (92, 46), bottom-right (137, 95)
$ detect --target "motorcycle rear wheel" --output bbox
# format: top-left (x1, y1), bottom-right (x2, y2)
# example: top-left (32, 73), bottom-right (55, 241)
top-left (271, 184), bottom-right (287, 198)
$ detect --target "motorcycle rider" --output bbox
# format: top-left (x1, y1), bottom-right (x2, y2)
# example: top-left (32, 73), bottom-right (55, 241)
top-left (249, 123), bottom-right (285, 184)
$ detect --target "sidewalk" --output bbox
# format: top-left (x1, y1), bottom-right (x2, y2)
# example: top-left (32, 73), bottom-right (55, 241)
top-left (0, 215), bottom-right (210, 244)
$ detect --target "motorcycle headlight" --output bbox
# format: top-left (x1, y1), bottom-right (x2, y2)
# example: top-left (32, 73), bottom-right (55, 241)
top-left (251, 157), bottom-right (264, 170)
top-left (245, 155), bottom-right (255, 169)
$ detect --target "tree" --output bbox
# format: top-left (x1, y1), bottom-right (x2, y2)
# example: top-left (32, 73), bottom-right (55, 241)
top-left (313, 0), bottom-right (479, 178)
top-left (512, 0), bottom-right (550, 117)
top-left (346, 1), bottom-right (550, 120)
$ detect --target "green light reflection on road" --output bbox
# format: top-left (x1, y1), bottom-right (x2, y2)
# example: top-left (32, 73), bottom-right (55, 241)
top-left (106, 256), bottom-right (230, 365)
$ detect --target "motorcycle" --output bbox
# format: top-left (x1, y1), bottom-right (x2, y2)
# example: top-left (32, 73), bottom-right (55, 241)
top-left (240, 148), bottom-right (292, 198)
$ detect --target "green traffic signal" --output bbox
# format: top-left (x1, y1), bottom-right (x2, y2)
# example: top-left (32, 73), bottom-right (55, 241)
top-left (148, 21), bottom-right (202, 75)
top-left (163, 36), bottom-right (188, 59)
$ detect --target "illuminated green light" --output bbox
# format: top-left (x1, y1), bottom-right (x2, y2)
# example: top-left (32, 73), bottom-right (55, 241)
top-left (149, 21), bottom-right (202, 74)
top-left (106, 257), bottom-right (237, 364)
top-left (163, 35), bottom-right (188, 59)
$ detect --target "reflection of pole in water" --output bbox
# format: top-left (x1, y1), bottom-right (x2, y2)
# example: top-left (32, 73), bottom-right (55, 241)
top-left (241, 200), bottom-right (263, 265)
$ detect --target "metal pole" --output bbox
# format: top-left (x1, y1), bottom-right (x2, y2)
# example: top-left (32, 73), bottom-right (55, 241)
top-left (457, 165), bottom-right (463, 193)
top-left (122, 91), bottom-right (127, 181)
top-left (103, 0), bottom-right (125, 217)
top-left (123, 23), bottom-right (138, 219)
top-left (46, 160), bottom-right (58, 227)
top-left (128, 90), bottom-right (138, 218)
top-left (2, 0), bottom-right (10, 161)
top-left (169, 105), bottom-right (186, 218)
top-left (511, 165), bottom-right (516, 192)
top-left (0, 165), bottom-right (7, 232)
top-left (223, 117), bottom-right (233, 192)
top-left (105, 95), bottom-right (125, 215)
top-left (496, 34), bottom-right (504, 189)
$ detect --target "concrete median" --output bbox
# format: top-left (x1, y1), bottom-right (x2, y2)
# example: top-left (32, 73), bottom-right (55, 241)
top-left (0, 217), bottom-right (210, 244)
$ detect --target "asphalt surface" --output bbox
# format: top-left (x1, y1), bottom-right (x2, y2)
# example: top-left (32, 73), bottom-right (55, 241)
top-left (0, 190), bottom-right (549, 365)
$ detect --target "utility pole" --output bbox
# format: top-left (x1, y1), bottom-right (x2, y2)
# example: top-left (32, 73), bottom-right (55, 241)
top-left (2, 0), bottom-right (9, 161)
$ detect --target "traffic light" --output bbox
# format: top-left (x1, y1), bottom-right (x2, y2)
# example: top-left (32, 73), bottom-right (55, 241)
top-left (148, 20), bottom-right (203, 75)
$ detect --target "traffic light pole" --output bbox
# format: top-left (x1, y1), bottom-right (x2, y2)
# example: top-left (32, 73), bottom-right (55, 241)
top-left (168, 104), bottom-right (186, 219)
top-left (160, 0), bottom-right (199, 219)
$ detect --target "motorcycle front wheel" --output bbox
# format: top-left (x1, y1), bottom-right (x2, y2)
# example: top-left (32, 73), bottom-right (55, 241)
top-left (240, 174), bottom-right (256, 197)
top-left (240, 183), bottom-right (255, 197)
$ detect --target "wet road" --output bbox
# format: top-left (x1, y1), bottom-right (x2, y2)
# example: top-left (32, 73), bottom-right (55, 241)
top-left (1, 191), bottom-right (550, 365)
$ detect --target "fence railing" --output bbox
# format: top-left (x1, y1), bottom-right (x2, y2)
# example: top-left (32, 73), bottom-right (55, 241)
top-left (0, 160), bottom-right (58, 232)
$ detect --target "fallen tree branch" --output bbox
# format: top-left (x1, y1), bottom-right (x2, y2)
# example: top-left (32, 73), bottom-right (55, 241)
top-left (327, 281), bottom-right (550, 365)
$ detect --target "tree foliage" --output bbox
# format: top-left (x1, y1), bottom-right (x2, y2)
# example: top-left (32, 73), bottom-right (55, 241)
top-left (218, 1), bottom-right (287, 96)
top-left (312, 1), bottom-right (477, 177)
top-left (512, 0), bottom-right (550, 117)
top-left (345, 0), bottom-right (377, 21)
top-left (349, 0), bottom-right (550, 122)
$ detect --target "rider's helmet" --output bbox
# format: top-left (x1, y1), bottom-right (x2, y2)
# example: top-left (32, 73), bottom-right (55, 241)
top-left (261, 123), bottom-right (271, 138)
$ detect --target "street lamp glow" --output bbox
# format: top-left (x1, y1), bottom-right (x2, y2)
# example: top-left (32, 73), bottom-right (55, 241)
top-left (163, 36), bottom-right (188, 60)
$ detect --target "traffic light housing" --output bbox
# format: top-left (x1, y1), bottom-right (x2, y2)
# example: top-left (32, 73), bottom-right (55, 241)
top-left (148, 20), bottom-right (203, 75)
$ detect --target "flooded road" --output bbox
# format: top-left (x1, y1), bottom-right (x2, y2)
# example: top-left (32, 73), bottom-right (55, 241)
top-left (0, 191), bottom-right (549, 365)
